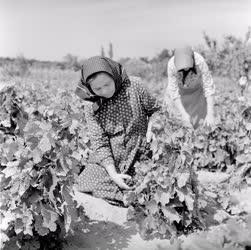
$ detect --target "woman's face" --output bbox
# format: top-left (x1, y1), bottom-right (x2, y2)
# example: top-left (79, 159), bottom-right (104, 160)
top-left (178, 67), bottom-right (191, 74)
top-left (182, 67), bottom-right (191, 72)
top-left (89, 73), bottom-right (115, 98)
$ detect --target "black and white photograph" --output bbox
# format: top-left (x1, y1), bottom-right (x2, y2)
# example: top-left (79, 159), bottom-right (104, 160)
top-left (0, 0), bottom-right (251, 249)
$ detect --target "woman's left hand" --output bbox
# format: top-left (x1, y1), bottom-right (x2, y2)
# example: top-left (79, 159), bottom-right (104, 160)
top-left (146, 120), bottom-right (154, 142)
top-left (110, 173), bottom-right (133, 190)
top-left (203, 114), bottom-right (215, 127)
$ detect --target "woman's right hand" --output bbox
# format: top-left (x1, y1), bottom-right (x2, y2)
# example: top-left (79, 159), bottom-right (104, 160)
top-left (110, 173), bottom-right (132, 190)
top-left (182, 113), bottom-right (193, 128)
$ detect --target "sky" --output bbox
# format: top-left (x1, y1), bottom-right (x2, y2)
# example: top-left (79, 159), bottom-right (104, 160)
top-left (0, 0), bottom-right (250, 61)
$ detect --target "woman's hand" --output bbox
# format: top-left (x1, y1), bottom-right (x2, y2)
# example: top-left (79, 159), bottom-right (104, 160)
top-left (106, 165), bottom-right (132, 189)
top-left (182, 113), bottom-right (193, 128)
top-left (203, 114), bottom-right (215, 127)
top-left (146, 120), bottom-right (154, 143)
top-left (110, 173), bottom-right (132, 190)
top-left (205, 95), bottom-right (215, 127)
top-left (239, 76), bottom-right (248, 87)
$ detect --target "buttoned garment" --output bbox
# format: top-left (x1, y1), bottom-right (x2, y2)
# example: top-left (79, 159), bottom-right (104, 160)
top-left (77, 77), bottom-right (160, 201)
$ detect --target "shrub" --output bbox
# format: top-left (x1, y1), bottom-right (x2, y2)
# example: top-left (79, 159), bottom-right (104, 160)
top-left (1, 55), bottom-right (30, 78)
top-left (122, 58), bottom-right (153, 79)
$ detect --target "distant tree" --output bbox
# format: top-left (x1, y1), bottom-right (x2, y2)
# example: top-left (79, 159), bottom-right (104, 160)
top-left (157, 49), bottom-right (173, 62)
top-left (150, 49), bottom-right (173, 63)
top-left (101, 46), bottom-right (105, 57)
top-left (122, 58), bottom-right (152, 79)
top-left (202, 28), bottom-right (251, 79)
top-left (108, 42), bottom-right (113, 59)
top-left (140, 57), bottom-right (149, 63)
top-left (2, 54), bottom-right (30, 78)
top-left (118, 57), bottom-right (130, 66)
top-left (15, 54), bottom-right (30, 74)
top-left (63, 54), bottom-right (80, 71)
top-left (244, 26), bottom-right (251, 44)
top-left (203, 32), bottom-right (217, 50)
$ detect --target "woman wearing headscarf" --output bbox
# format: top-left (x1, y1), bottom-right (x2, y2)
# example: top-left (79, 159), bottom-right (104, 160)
top-left (238, 59), bottom-right (250, 101)
top-left (166, 46), bottom-right (215, 129)
top-left (75, 56), bottom-right (160, 204)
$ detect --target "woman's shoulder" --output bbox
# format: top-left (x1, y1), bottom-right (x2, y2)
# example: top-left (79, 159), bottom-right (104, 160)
top-left (127, 76), bottom-right (146, 93)
top-left (194, 52), bottom-right (206, 65)
top-left (128, 76), bottom-right (142, 85)
top-left (167, 57), bottom-right (176, 74)
top-left (167, 56), bottom-right (175, 67)
top-left (127, 75), bottom-right (144, 89)
top-left (82, 100), bottom-right (99, 114)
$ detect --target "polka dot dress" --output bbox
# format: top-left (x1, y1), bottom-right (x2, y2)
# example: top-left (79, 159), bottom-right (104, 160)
top-left (77, 77), bottom-right (160, 201)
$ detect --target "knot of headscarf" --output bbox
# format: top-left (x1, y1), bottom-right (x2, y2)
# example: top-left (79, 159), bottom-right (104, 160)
top-left (75, 56), bottom-right (129, 104)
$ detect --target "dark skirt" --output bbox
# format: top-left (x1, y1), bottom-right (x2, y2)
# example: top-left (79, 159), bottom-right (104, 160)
top-left (76, 142), bottom-right (146, 204)
top-left (77, 163), bottom-right (124, 202)
top-left (180, 82), bottom-right (207, 129)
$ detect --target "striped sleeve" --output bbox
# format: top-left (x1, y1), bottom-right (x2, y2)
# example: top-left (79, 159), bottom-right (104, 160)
top-left (194, 52), bottom-right (215, 97)
top-left (167, 57), bottom-right (180, 100)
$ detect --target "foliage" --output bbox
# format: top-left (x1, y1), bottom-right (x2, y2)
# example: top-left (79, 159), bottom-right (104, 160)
top-left (123, 77), bottom-right (251, 239)
top-left (1, 55), bottom-right (30, 78)
top-left (202, 27), bottom-right (251, 79)
top-left (124, 117), bottom-right (205, 240)
top-left (0, 35), bottom-right (251, 248)
top-left (156, 214), bottom-right (251, 250)
top-left (1, 70), bottom-right (250, 248)
top-left (122, 58), bottom-right (153, 79)
top-left (100, 46), bottom-right (105, 57)
top-left (63, 54), bottom-right (81, 71)
top-left (154, 49), bottom-right (173, 62)
top-left (0, 84), bottom-right (89, 249)
top-left (108, 42), bottom-right (114, 59)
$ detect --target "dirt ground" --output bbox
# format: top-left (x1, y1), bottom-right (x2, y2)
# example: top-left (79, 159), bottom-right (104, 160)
top-left (64, 193), bottom-right (175, 250)
top-left (2, 172), bottom-right (250, 250)
top-left (63, 171), bottom-right (246, 250)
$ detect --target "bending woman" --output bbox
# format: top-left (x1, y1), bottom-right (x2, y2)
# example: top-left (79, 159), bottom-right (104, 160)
top-left (75, 56), bottom-right (160, 204)
top-left (166, 46), bottom-right (215, 129)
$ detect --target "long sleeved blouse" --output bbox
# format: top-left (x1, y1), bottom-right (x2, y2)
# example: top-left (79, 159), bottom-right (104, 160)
top-left (83, 76), bottom-right (160, 173)
top-left (167, 52), bottom-right (215, 100)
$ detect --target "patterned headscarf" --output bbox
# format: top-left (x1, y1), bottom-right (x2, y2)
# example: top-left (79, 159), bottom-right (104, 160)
top-left (75, 56), bottom-right (128, 103)
top-left (174, 46), bottom-right (194, 71)
top-left (174, 46), bottom-right (197, 85)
